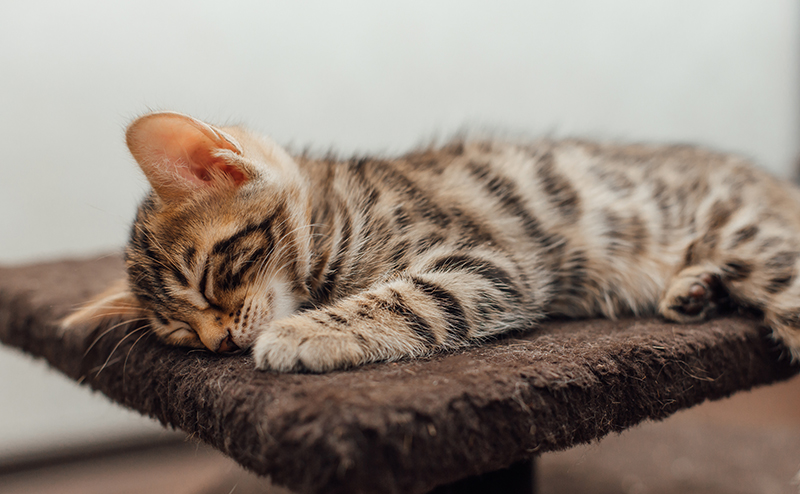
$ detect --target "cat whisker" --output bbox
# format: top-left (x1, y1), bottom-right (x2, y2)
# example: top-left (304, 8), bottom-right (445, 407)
top-left (82, 311), bottom-right (145, 320)
top-left (66, 299), bottom-right (137, 310)
top-left (251, 254), bottom-right (294, 297)
top-left (254, 262), bottom-right (297, 305)
top-left (122, 326), bottom-right (154, 385)
top-left (94, 325), bottom-right (150, 377)
top-left (83, 317), bottom-right (150, 357)
top-left (166, 326), bottom-right (190, 337)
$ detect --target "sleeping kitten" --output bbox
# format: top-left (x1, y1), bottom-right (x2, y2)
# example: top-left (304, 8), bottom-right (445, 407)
top-left (63, 111), bottom-right (800, 372)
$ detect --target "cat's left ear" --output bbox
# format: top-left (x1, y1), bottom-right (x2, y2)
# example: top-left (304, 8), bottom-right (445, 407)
top-left (126, 112), bottom-right (249, 204)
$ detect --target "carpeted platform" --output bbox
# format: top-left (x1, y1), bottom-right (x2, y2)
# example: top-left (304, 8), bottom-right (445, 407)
top-left (0, 255), bottom-right (797, 494)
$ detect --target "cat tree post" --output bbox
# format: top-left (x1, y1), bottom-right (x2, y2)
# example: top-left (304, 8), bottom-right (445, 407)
top-left (430, 460), bottom-right (535, 494)
top-left (0, 255), bottom-right (795, 494)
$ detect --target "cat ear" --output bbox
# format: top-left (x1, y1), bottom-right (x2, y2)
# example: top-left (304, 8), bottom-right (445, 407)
top-left (126, 112), bottom-right (248, 203)
top-left (60, 279), bottom-right (143, 335)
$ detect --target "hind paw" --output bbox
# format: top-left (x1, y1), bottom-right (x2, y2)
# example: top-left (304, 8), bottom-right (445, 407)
top-left (659, 267), bottom-right (723, 323)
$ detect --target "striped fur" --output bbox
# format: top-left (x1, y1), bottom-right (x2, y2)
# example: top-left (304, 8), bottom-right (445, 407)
top-left (64, 112), bottom-right (800, 372)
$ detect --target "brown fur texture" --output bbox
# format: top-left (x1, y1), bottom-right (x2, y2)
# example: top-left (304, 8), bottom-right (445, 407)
top-left (64, 112), bottom-right (800, 372)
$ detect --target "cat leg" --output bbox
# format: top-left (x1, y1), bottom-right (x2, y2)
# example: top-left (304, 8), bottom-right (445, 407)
top-left (254, 254), bottom-right (542, 372)
top-left (660, 225), bottom-right (800, 359)
top-left (253, 279), bottom-right (441, 372)
top-left (750, 261), bottom-right (800, 360)
top-left (712, 241), bottom-right (800, 359)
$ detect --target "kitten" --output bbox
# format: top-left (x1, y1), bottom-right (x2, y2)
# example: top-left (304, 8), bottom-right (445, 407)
top-left (62, 111), bottom-right (800, 372)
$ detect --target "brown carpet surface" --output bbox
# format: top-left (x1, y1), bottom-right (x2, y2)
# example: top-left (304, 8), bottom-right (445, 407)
top-left (0, 254), bottom-right (797, 494)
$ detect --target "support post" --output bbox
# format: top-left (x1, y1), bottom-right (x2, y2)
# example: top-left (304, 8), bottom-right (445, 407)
top-left (428, 458), bottom-right (537, 494)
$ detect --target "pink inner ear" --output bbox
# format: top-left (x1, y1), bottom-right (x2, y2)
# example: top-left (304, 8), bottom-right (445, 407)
top-left (126, 112), bottom-right (246, 202)
top-left (187, 145), bottom-right (247, 185)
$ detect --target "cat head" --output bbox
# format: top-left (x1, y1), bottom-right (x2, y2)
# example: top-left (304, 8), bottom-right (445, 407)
top-left (63, 112), bottom-right (313, 353)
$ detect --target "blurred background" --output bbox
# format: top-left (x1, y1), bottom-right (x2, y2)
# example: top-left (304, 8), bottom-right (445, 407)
top-left (1, 1), bottom-right (799, 492)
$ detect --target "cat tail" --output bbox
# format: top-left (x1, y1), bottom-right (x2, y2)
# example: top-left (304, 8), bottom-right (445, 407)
top-left (59, 278), bottom-right (143, 337)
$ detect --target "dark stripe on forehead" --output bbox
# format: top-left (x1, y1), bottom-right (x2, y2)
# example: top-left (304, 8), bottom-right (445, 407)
top-left (205, 206), bottom-right (284, 293)
top-left (217, 260), bottom-right (247, 292)
top-left (199, 262), bottom-right (211, 298)
top-left (211, 202), bottom-right (284, 256)
top-left (244, 246), bottom-right (269, 278)
top-left (215, 235), bottom-right (277, 293)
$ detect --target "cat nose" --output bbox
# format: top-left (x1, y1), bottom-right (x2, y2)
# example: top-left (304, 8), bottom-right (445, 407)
top-left (216, 331), bottom-right (239, 353)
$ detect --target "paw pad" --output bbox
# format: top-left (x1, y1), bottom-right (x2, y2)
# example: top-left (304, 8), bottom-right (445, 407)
top-left (670, 274), bottom-right (720, 317)
top-left (660, 270), bottom-right (729, 323)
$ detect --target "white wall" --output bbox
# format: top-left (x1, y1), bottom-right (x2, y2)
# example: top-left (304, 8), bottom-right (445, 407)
top-left (1, 0), bottom-right (798, 457)
top-left (1, 0), bottom-right (798, 264)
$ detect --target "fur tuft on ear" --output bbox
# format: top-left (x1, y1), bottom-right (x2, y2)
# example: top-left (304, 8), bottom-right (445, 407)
top-left (60, 279), bottom-right (143, 336)
top-left (126, 112), bottom-right (249, 204)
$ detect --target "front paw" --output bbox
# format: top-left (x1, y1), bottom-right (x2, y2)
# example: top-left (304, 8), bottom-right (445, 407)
top-left (252, 318), bottom-right (367, 373)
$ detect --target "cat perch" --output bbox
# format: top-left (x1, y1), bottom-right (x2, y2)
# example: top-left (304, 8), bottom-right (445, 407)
top-left (0, 255), bottom-right (796, 494)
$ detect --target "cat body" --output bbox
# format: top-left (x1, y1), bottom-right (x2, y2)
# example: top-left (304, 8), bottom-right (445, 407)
top-left (64, 112), bottom-right (800, 372)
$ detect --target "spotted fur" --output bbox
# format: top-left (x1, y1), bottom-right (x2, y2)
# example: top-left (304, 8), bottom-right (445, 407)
top-left (63, 111), bottom-right (800, 372)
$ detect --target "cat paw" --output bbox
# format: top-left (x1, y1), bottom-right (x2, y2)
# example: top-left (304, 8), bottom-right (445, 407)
top-left (659, 268), bottom-right (723, 323)
top-left (252, 318), bottom-right (366, 373)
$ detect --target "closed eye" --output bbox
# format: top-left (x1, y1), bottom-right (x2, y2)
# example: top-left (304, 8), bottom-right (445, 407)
top-left (167, 322), bottom-right (196, 337)
top-left (164, 321), bottom-right (201, 346)
top-left (172, 286), bottom-right (225, 312)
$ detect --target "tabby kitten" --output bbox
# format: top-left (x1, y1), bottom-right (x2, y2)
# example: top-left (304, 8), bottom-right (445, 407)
top-left (63, 111), bottom-right (800, 372)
